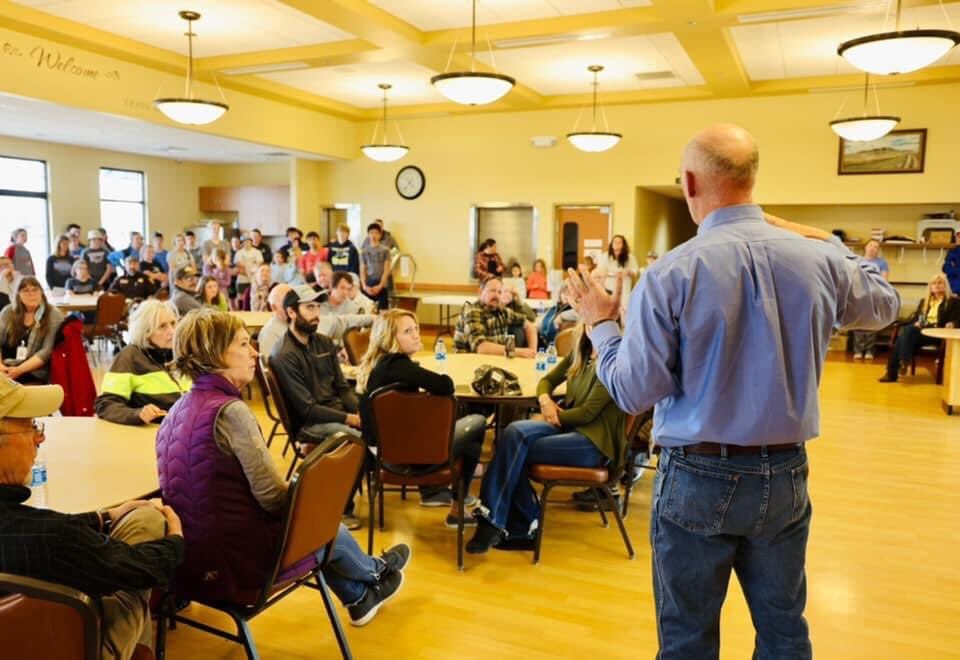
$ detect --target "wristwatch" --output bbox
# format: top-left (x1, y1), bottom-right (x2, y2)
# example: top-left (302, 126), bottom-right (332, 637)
top-left (97, 508), bottom-right (113, 534)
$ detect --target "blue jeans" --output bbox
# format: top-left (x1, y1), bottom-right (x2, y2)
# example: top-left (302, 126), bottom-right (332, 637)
top-left (885, 324), bottom-right (939, 378)
top-left (478, 420), bottom-right (605, 537)
top-left (319, 524), bottom-right (384, 605)
top-left (365, 276), bottom-right (389, 311)
top-left (652, 446), bottom-right (812, 660)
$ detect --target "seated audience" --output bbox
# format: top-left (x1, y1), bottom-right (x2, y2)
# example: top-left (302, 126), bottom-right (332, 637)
top-left (203, 248), bottom-right (234, 306)
top-left (0, 377), bottom-right (184, 660)
top-left (313, 260), bottom-right (334, 291)
top-left (270, 286), bottom-right (364, 529)
top-left (347, 276), bottom-right (377, 314)
top-left (65, 258), bottom-right (99, 294)
top-left (0, 257), bottom-right (14, 309)
top-left (853, 239), bottom-right (890, 360)
top-left (257, 283), bottom-right (293, 361)
top-left (240, 264), bottom-right (272, 312)
top-left (197, 275), bottom-right (229, 312)
top-left (317, 272), bottom-right (374, 342)
top-left (526, 259), bottom-right (550, 300)
top-left (467, 323), bottom-right (626, 553)
top-left (540, 288), bottom-right (579, 345)
top-left (157, 309), bottom-right (408, 624)
top-left (6, 228), bottom-right (35, 277)
top-left (880, 273), bottom-right (959, 383)
top-left (453, 278), bottom-right (537, 357)
top-left (82, 229), bottom-right (114, 290)
top-left (110, 256), bottom-right (156, 300)
top-left (45, 235), bottom-right (73, 289)
top-left (327, 223), bottom-right (360, 275)
top-left (271, 249), bottom-right (303, 285)
top-left (166, 233), bottom-right (194, 276)
top-left (170, 266), bottom-right (202, 316)
top-left (96, 299), bottom-right (189, 425)
top-left (474, 238), bottom-right (505, 283)
top-left (138, 245), bottom-right (168, 289)
top-left (0, 277), bottom-right (64, 384)
top-left (233, 234), bottom-right (264, 300)
top-left (501, 283), bottom-right (536, 348)
top-left (360, 223), bottom-right (392, 311)
top-left (357, 310), bottom-right (486, 525)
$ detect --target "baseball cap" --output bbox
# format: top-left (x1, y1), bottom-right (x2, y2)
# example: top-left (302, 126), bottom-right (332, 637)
top-left (0, 377), bottom-right (63, 419)
top-left (175, 265), bottom-right (199, 281)
top-left (283, 284), bottom-right (327, 311)
top-left (87, 229), bottom-right (104, 240)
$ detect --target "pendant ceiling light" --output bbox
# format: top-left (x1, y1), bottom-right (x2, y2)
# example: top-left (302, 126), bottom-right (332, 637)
top-left (361, 84), bottom-right (409, 162)
top-left (567, 65), bottom-right (622, 153)
top-left (837, 0), bottom-right (960, 75)
top-left (154, 11), bottom-right (229, 125)
top-left (830, 74), bottom-right (900, 141)
top-left (430, 0), bottom-right (515, 105)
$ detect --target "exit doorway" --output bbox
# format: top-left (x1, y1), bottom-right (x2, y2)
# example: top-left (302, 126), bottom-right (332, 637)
top-left (554, 205), bottom-right (613, 270)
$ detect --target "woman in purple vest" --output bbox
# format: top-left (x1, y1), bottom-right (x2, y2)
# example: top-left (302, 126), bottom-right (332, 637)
top-left (156, 308), bottom-right (411, 627)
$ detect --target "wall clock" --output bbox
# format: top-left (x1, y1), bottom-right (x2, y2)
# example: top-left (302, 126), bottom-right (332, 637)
top-left (395, 165), bottom-right (425, 200)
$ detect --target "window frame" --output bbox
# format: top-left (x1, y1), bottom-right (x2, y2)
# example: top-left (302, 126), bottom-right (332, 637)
top-left (0, 154), bottom-right (51, 269)
top-left (98, 166), bottom-right (147, 239)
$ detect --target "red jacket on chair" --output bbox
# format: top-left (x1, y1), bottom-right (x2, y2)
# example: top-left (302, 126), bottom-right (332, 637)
top-left (48, 317), bottom-right (96, 416)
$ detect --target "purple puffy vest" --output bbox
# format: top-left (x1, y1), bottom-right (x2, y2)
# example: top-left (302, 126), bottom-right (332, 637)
top-left (156, 373), bottom-right (281, 603)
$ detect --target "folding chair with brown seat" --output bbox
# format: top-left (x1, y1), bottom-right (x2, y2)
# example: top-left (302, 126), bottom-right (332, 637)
top-left (527, 414), bottom-right (639, 564)
top-left (554, 327), bottom-right (576, 358)
top-left (365, 385), bottom-right (466, 570)
top-left (83, 292), bottom-right (127, 354)
top-left (621, 409), bottom-right (657, 518)
top-left (156, 433), bottom-right (365, 660)
top-left (255, 359), bottom-right (286, 450)
top-left (264, 361), bottom-right (318, 479)
top-left (0, 572), bottom-right (100, 660)
top-left (392, 296), bottom-right (419, 314)
top-left (342, 327), bottom-right (371, 366)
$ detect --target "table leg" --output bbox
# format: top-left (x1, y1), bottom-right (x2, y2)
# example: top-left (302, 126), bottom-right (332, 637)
top-left (942, 339), bottom-right (960, 416)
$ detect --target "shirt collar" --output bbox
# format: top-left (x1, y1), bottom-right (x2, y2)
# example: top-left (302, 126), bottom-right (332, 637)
top-left (0, 484), bottom-right (31, 504)
top-left (697, 204), bottom-right (764, 235)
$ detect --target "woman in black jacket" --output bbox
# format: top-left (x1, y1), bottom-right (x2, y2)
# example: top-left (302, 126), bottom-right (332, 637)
top-left (45, 235), bottom-right (74, 289)
top-left (356, 309), bottom-right (486, 528)
top-left (880, 273), bottom-right (960, 382)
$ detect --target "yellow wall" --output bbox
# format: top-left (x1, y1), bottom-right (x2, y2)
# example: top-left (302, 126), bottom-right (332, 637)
top-left (291, 159), bottom-right (333, 233)
top-left (323, 82), bottom-right (960, 286)
top-left (635, 188), bottom-right (695, 257)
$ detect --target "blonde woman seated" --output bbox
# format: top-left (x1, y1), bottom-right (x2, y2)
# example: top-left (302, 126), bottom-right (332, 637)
top-left (95, 299), bottom-right (190, 425)
top-left (356, 309), bottom-right (487, 527)
top-left (466, 323), bottom-right (626, 553)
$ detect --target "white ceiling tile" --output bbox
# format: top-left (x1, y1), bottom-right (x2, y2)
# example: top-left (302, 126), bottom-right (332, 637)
top-left (261, 61), bottom-right (447, 108)
top-left (475, 33), bottom-right (702, 95)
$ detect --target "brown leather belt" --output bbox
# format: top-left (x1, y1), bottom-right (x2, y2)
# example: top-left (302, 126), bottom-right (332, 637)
top-left (681, 442), bottom-right (801, 456)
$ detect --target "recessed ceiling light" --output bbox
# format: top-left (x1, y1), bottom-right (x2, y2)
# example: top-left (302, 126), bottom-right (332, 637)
top-left (635, 71), bottom-right (676, 81)
top-left (220, 61), bottom-right (310, 76)
top-left (261, 151), bottom-right (291, 158)
top-left (737, 1), bottom-right (887, 23)
top-left (493, 32), bottom-right (612, 49)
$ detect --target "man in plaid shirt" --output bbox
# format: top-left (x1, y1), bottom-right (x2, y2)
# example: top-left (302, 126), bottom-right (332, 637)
top-left (454, 278), bottom-right (538, 357)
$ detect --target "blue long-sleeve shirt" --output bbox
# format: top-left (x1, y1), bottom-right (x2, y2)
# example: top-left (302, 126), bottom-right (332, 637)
top-left (591, 204), bottom-right (900, 447)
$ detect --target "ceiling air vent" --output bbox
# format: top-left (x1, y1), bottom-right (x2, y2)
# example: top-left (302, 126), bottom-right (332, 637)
top-left (635, 71), bottom-right (676, 81)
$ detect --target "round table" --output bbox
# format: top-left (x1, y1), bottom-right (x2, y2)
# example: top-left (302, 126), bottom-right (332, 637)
top-left (48, 292), bottom-right (101, 312)
top-left (420, 294), bottom-right (550, 334)
top-left (230, 310), bottom-right (273, 331)
top-left (921, 327), bottom-right (960, 415)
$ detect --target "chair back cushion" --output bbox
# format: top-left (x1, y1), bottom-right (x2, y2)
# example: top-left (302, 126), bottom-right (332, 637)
top-left (278, 435), bottom-right (366, 573)
top-left (342, 328), bottom-right (370, 366)
top-left (0, 573), bottom-right (99, 660)
top-left (93, 293), bottom-right (127, 331)
top-left (368, 387), bottom-right (456, 465)
top-left (555, 327), bottom-right (576, 359)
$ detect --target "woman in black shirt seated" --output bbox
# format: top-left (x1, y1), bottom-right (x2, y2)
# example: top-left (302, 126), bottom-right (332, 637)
top-left (356, 309), bottom-right (487, 528)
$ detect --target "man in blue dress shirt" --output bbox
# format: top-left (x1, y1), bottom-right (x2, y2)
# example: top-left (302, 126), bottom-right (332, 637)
top-left (569, 124), bottom-right (899, 659)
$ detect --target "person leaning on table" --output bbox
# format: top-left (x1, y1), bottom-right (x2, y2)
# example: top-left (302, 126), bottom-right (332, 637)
top-left (568, 124), bottom-right (899, 659)
top-left (453, 277), bottom-right (538, 357)
top-left (0, 376), bottom-right (184, 660)
top-left (95, 299), bottom-right (190, 425)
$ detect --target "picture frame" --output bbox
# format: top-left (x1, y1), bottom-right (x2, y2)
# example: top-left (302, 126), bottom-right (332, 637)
top-left (837, 129), bottom-right (927, 175)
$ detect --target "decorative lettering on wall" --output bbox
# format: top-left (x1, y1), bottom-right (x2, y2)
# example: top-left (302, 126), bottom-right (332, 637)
top-left (1, 40), bottom-right (120, 81)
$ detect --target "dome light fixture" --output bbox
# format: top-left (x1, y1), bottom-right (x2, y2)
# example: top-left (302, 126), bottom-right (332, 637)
top-left (837, 0), bottom-right (960, 75)
top-left (361, 83), bottom-right (409, 163)
top-left (830, 74), bottom-right (900, 141)
top-left (154, 11), bottom-right (229, 125)
top-left (430, 0), bottom-right (515, 105)
top-left (567, 65), bottom-right (622, 153)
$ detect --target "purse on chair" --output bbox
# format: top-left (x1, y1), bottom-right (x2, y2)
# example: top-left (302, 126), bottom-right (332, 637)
top-left (470, 365), bottom-right (523, 397)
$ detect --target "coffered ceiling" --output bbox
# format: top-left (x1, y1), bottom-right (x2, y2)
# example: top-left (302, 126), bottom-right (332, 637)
top-left (4, 0), bottom-right (960, 121)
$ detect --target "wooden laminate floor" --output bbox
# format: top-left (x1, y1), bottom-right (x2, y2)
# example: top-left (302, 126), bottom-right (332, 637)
top-left (112, 352), bottom-right (958, 659)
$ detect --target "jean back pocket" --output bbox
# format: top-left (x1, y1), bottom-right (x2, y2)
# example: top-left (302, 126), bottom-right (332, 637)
top-left (662, 459), bottom-right (740, 534)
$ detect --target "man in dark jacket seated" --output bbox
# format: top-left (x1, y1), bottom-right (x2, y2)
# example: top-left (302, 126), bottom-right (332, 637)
top-left (109, 255), bottom-right (156, 301)
top-left (0, 376), bottom-right (184, 659)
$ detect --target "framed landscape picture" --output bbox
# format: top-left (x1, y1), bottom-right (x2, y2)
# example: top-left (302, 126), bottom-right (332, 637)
top-left (838, 129), bottom-right (927, 175)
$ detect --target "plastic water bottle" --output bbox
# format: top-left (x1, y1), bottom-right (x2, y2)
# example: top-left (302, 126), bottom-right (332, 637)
top-left (30, 448), bottom-right (47, 508)
top-left (536, 347), bottom-right (548, 373)
top-left (434, 338), bottom-right (448, 374)
top-left (546, 342), bottom-right (558, 365)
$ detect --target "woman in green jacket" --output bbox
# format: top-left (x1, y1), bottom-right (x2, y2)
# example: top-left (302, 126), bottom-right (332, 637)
top-left (467, 323), bottom-right (626, 553)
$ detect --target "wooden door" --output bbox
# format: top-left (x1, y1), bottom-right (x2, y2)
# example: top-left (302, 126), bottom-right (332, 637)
top-left (554, 206), bottom-right (611, 270)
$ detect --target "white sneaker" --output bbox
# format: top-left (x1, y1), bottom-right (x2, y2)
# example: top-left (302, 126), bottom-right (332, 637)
top-left (864, 352), bottom-right (874, 360)
top-left (853, 352), bottom-right (864, 360)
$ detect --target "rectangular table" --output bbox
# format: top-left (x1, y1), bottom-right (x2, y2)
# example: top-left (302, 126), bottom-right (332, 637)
top-left (921, 328), bottom-right (960, 415)
top-left (231, 310), bottom-right (273, 331)
top-left (48, 292), bottom-right (101, 312)
top-left (32, 417), bottom-right (160, 513)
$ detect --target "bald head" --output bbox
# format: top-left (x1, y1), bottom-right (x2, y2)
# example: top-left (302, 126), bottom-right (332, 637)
top-left (269, 283), bottom-right (292, 318)
top-left (680, 124), bottom-right (759, 223)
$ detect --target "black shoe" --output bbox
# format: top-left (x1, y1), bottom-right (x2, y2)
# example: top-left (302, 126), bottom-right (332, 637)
top-left (572, 487), bottom-right (620, 504)
top-left (878, 374), bottom-right (898, 383)
top-left (379, 544), bottom-right (411, 573)
top-left (898, 360), bottom-right (909, 376)
top-left (419, 490), bottom-right (454, 507)
top-left (444, 514), bottom-right (478, 529)
top-left (348, 569), bottom-right (404, 627)
top-left (493, 535), bottom-right (536, 551)
top-left (465, 518), bottom-right (502, 554)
